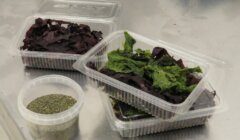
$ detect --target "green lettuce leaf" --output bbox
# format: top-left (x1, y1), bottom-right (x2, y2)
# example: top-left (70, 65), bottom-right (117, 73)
top-left (104, 31), bottom-right (202, 94)
top-left (135, 49), bottom-right (151, 58)
top-left (144, 65), bottom-right (201, 92)
top-left (124, 31), bottom-right (136, 53)
top-left (106, 50), bottom-right (146, 76)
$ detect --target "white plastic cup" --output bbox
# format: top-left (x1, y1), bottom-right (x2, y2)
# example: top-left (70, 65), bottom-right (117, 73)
top-left (18, 75), bottom-right (84, 140)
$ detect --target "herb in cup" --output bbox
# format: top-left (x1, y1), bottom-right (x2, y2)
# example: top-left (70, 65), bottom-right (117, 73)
top-left (18, 75), bottom-right (84, 140)
top-left (27, 94), bottom-right (77, 114)
top-left (26, 94), bottom-right (78, 140)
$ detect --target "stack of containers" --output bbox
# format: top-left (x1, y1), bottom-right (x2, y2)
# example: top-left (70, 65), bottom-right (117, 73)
top-left (13, 0), bottom-right (121, 71)
top-left (73, 30), bottom-right (226, 137)
top-left (99, 82), bottom-right (222, 137)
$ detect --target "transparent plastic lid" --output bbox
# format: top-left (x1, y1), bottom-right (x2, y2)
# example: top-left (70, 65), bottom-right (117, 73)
top-left (39, 0), bottom-right (121, 20)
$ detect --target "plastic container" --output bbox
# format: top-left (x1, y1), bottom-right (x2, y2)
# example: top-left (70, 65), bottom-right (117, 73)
top-left (101, 82), bottom-right (223, 137)
top-left (18, 75), bottom-right (84, 140)
top-left (13, 0), bottom-right (121, 70)
top-left (73, 30), bottom-right (214, 120)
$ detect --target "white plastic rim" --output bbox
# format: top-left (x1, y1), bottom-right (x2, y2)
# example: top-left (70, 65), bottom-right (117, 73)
top-left (18, 75), bottom-right (84, 125)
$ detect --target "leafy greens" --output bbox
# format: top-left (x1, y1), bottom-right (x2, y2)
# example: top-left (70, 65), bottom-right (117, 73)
top-left (101, 31), bottom-right (202, 103)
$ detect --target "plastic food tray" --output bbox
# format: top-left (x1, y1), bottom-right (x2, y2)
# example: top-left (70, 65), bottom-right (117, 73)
top-left (73, 30), bottom-right (214, 120)
top-left (101, 83), bottom-right (223, 137)
top-left (12, 0), bottom-right (121, 71)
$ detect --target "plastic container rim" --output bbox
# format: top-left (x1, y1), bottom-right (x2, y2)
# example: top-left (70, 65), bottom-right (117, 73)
top-left (18, 75), bottom-right (84, 125)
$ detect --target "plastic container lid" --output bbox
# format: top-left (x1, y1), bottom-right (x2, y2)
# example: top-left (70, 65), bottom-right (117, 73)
top-left (18, 75), bottom-right (84, 125)
top-left (39, 0), bottom-right (122, 20)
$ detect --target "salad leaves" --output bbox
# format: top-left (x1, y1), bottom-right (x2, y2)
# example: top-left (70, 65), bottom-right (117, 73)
top-left (102, 31), bottom-right (202, 100)
top-left (123, 32), bottom-right (136, 53)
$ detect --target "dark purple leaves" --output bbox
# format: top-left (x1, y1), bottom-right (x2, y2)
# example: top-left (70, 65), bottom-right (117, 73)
top-left (186, 74), bottom-right (201, 86)
top-left (86, 62), bottom-right (97, 70)
top-left (152, 47), bottom-right (186, 68)
top-left (175, 59), bottom-right (185, 68)
top-left (20, 18), bottom-right (103, 54)
top-left (152, 47), bottom-right (168, 59)
top-left (100, 68), bottom-right (152, 93)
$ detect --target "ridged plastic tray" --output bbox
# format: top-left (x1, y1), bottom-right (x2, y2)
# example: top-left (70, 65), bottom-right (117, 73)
top-left (101, 82), bottom-right (223, 137)
top-left (12, 0), bottom-right (121, 70)
top-left (73, 30), bottom-right (215, 120)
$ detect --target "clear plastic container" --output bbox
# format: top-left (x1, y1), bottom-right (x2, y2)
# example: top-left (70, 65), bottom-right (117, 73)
top-left (73, 30), bottom-right (216, 120)
top-left (101, 82), bottom-right (224, 137)
top-left (18, 75), bottom-right (84, 140)
top-left (12, 0), bottom-right (121, 70)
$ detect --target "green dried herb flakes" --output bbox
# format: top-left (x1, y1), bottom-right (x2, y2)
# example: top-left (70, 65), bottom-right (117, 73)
top-left (27, 94), bottom-right (77, 114)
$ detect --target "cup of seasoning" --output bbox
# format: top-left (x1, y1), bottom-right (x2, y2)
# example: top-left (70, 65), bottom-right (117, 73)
top-left (18, 75), bottom-right (84, 140)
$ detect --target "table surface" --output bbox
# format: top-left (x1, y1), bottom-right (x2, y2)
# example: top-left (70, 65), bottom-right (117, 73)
top-left (0, 0), bottom-right (240, 140)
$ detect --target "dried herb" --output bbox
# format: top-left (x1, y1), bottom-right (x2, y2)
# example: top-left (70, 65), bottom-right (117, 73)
top-left (27, 94), bottom-right (77, 114)
top-left (20, 18), bottom-right (103, 54)
top-left (97, 31), bottom-right (202, 104)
